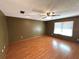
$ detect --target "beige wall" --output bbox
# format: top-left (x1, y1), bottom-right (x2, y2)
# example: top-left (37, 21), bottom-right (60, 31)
top-left (0, 11), bottom-right (8, 59)
top-left (7, 17), bottom-right (45, 43)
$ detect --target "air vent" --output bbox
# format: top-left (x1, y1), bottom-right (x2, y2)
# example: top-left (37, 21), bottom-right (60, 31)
top-left (20, 11), bottom-right (25, 14)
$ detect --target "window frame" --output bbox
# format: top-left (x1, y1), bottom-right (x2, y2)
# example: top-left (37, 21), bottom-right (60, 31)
top-left (54, 21), bottom-right (74, 37)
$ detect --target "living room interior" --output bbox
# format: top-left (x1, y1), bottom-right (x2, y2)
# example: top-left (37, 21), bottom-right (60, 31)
top-left (0, 0), bottom-right (79, 59)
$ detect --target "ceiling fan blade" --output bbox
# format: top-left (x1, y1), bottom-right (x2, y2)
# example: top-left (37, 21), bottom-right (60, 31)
top-left (32, 9), bottom-right (45, 13)
top-left (51, 14), bottom-right (60, 16)
top-left (42, 16), bottom-right (47, 19)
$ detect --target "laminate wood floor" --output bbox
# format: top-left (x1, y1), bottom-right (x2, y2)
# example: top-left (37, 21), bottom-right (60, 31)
top-left (6, 36), bottom-right (79, 59)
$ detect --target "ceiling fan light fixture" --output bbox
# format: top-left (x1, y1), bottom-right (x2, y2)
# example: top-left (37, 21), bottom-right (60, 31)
top-left (46, 12), bottom-right (55, 16)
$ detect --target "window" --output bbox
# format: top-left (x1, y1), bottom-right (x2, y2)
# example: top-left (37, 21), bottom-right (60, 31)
top-left (54, 21), bottom-right (74, 37)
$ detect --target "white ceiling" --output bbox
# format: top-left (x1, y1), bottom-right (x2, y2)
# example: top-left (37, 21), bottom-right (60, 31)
top-left (0, 0), bottom-right (79, 21)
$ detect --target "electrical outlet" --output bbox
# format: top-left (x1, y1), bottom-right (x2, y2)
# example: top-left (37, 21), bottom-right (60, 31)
top-left (77, 39), bottom-right (79, 41)
top-left (20, 35), bottom-right (23, 39)
top-left (2, 49), bottom-right (4, 53)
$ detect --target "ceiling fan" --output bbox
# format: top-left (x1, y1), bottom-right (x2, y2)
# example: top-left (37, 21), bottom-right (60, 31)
top-left (20, 9), bottom-right (60, 20)
top-left (40, 11), bottom-right (60, 19)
